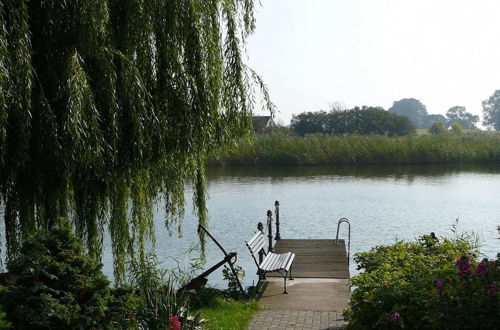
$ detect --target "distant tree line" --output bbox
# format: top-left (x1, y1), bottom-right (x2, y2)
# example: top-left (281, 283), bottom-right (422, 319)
top-left (388, 90), bottom-right (500, 131)
top-left (290, 106), bottom-right (415, 136)
top-left (482, 90), bottom-right (500, 130)
top-left (290, 90), bottom-right (500, 137)
top-left (388, 98), bottom-right (479, 129)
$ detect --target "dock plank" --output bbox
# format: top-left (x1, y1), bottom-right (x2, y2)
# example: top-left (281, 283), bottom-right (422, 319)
top-left (266, 239), bottom-right (349, 279)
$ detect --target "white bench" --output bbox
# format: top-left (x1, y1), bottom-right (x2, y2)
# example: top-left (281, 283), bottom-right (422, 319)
top-left (245, 232), bottom-right (295, 294)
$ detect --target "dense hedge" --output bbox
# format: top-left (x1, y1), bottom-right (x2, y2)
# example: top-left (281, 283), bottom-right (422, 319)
top-left (290, 107), bottom-right (415, 136)
top-left (344, 235), bottom-right (499, 329)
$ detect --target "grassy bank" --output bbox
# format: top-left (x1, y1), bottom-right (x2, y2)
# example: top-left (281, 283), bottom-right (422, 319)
top-left (191, 288), bottom-right (260, 330)
top-left (210, 132), bottom-right (500, 166)
top-left (198, 297), bottom-right (260, 330)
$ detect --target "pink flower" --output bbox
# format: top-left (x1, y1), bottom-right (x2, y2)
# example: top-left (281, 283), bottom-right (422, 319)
top-left (168, 316), bottom-right (181, 330)
top-left (455, 255), bottom-right (471, 276)
top-left (476, 263), bottom-right (487, 276)
top-left (389, 312), bottom-right (400, 323)
top-left (434, 280), bottom-right (445, 287)
top-left (487, 285), bottom-right (498, 294)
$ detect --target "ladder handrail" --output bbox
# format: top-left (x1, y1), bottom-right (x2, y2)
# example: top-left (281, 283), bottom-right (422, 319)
top-left (335, 218), bottom-right (351, 263)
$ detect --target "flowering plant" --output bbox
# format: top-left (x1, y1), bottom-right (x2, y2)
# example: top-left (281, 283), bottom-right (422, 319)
top-left (169, 316), bottom-right (181, 330)
top-left (344, 234), bottom-right (499, 329)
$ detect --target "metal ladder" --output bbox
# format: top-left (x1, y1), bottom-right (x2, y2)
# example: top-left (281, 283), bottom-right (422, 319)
top-left (335, 218), bottom-right (351, 263)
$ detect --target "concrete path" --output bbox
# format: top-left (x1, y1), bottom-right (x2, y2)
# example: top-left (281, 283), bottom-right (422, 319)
top-left (247, 278), bottom-right (350, 330)
top-left (247, 310), bottom-right (347, 330)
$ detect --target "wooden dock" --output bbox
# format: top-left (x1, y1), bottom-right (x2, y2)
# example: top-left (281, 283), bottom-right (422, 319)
top-left (247, 202), bottom-right (351, 328)
top-left (267, 239), bottom-right (349, 279)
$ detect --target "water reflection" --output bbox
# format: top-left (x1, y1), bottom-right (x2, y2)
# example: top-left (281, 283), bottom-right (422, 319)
top-left (207, 164), bottom-right (500, 181)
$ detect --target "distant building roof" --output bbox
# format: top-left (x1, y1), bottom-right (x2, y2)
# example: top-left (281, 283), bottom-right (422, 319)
top-left (251, 116), bottom-right (276, 133)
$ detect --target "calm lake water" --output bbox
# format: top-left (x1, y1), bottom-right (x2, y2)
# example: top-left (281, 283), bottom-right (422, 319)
top-left (100, 165), bottom-right (500, 288)
top-left (2, 165), bottom-right (499, 288)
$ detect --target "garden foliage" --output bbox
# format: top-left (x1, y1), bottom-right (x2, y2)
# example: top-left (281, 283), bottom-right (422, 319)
top-left (0, 227), bottom-right (112, 329)
top-left (125, 254), bottom-right (204, 330)
top-left (0, 228), bottom-right (204, 329)
top-left (222, 264), bottom-right (246, 300)
top-left (344, 234), bottom-right (499, 329)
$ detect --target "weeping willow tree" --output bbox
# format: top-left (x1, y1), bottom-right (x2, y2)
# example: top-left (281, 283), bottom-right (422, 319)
top-left (0, 0), bottom-right (272, 284)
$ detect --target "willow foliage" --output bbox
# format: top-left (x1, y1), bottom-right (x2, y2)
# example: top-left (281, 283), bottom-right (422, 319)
top-left (0, 0), bottom-right (271, 284)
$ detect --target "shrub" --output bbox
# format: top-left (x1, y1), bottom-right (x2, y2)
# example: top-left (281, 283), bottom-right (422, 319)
top-left (222, 265), bottom-right (246, 299)
top-left (0, 306), bottom-right (11, 328)
top-left (450, 122), bottom-right (465, 135)
top-left (290, 107), bottom-right (415, 137)
top-left (106, 286), bottom-right (145, 328)
top-left (0, 228), bottom-right (205, 329)
top-left (344, 235), bottom-right (499, 329)
top-left (428, 121), bottom-right (446, 135)
top-left (0, 227), bottom-right (112, 329)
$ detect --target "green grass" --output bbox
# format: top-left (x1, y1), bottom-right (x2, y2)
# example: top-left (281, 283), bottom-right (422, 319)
top-left (415, 128), bottom-right (428, 136)
top-left (209, 131), bottom-right (500, 166)
top-left (198, 297), bottom-right (260, 330)
top-left (417, 128), bottom-right (478, 136)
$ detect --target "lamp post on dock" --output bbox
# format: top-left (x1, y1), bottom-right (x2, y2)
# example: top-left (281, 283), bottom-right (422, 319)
top-left (267, 210), bottom-right (273, 252)
top-left (257, 222), bottom-right (265, 265)
top-left (275, 200), bottom-right (281, 240)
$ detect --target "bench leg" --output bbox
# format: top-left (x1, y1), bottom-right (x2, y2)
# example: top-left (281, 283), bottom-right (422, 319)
top-left (289, 265), bottom-right (294, 280)
top-left (283, 275), bottom-right (288, 294)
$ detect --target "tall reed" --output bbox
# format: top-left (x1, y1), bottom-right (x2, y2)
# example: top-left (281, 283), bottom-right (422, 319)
top-left (210, 132), bottom-right (500, 166)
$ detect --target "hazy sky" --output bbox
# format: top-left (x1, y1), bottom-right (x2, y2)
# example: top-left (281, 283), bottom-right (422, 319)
top-left (247, 0), bottom-right (500, 125)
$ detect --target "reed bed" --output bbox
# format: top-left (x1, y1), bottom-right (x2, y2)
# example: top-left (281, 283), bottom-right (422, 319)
top-left (209, 132), bottom-right (500, 166)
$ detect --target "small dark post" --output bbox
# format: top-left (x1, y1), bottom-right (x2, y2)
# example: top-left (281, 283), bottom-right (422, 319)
top-left (257, 222), bottom-right (264, 233)
top-left (257, 222), bottom-right (265, 265)
top-left (274, 200), bottom-right (281, 240)
top-left (267, 210), bottom-right (273, 252)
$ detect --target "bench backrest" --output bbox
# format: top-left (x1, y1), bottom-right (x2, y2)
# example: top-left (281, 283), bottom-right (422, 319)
top-left (245, 231), bottom-right (266, 267)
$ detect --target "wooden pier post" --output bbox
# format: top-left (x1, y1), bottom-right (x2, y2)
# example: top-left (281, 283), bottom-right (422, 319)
top-left (267, 210), bottom-right (273, 252)
top-left (274, 200), bottom-right (281, 240)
